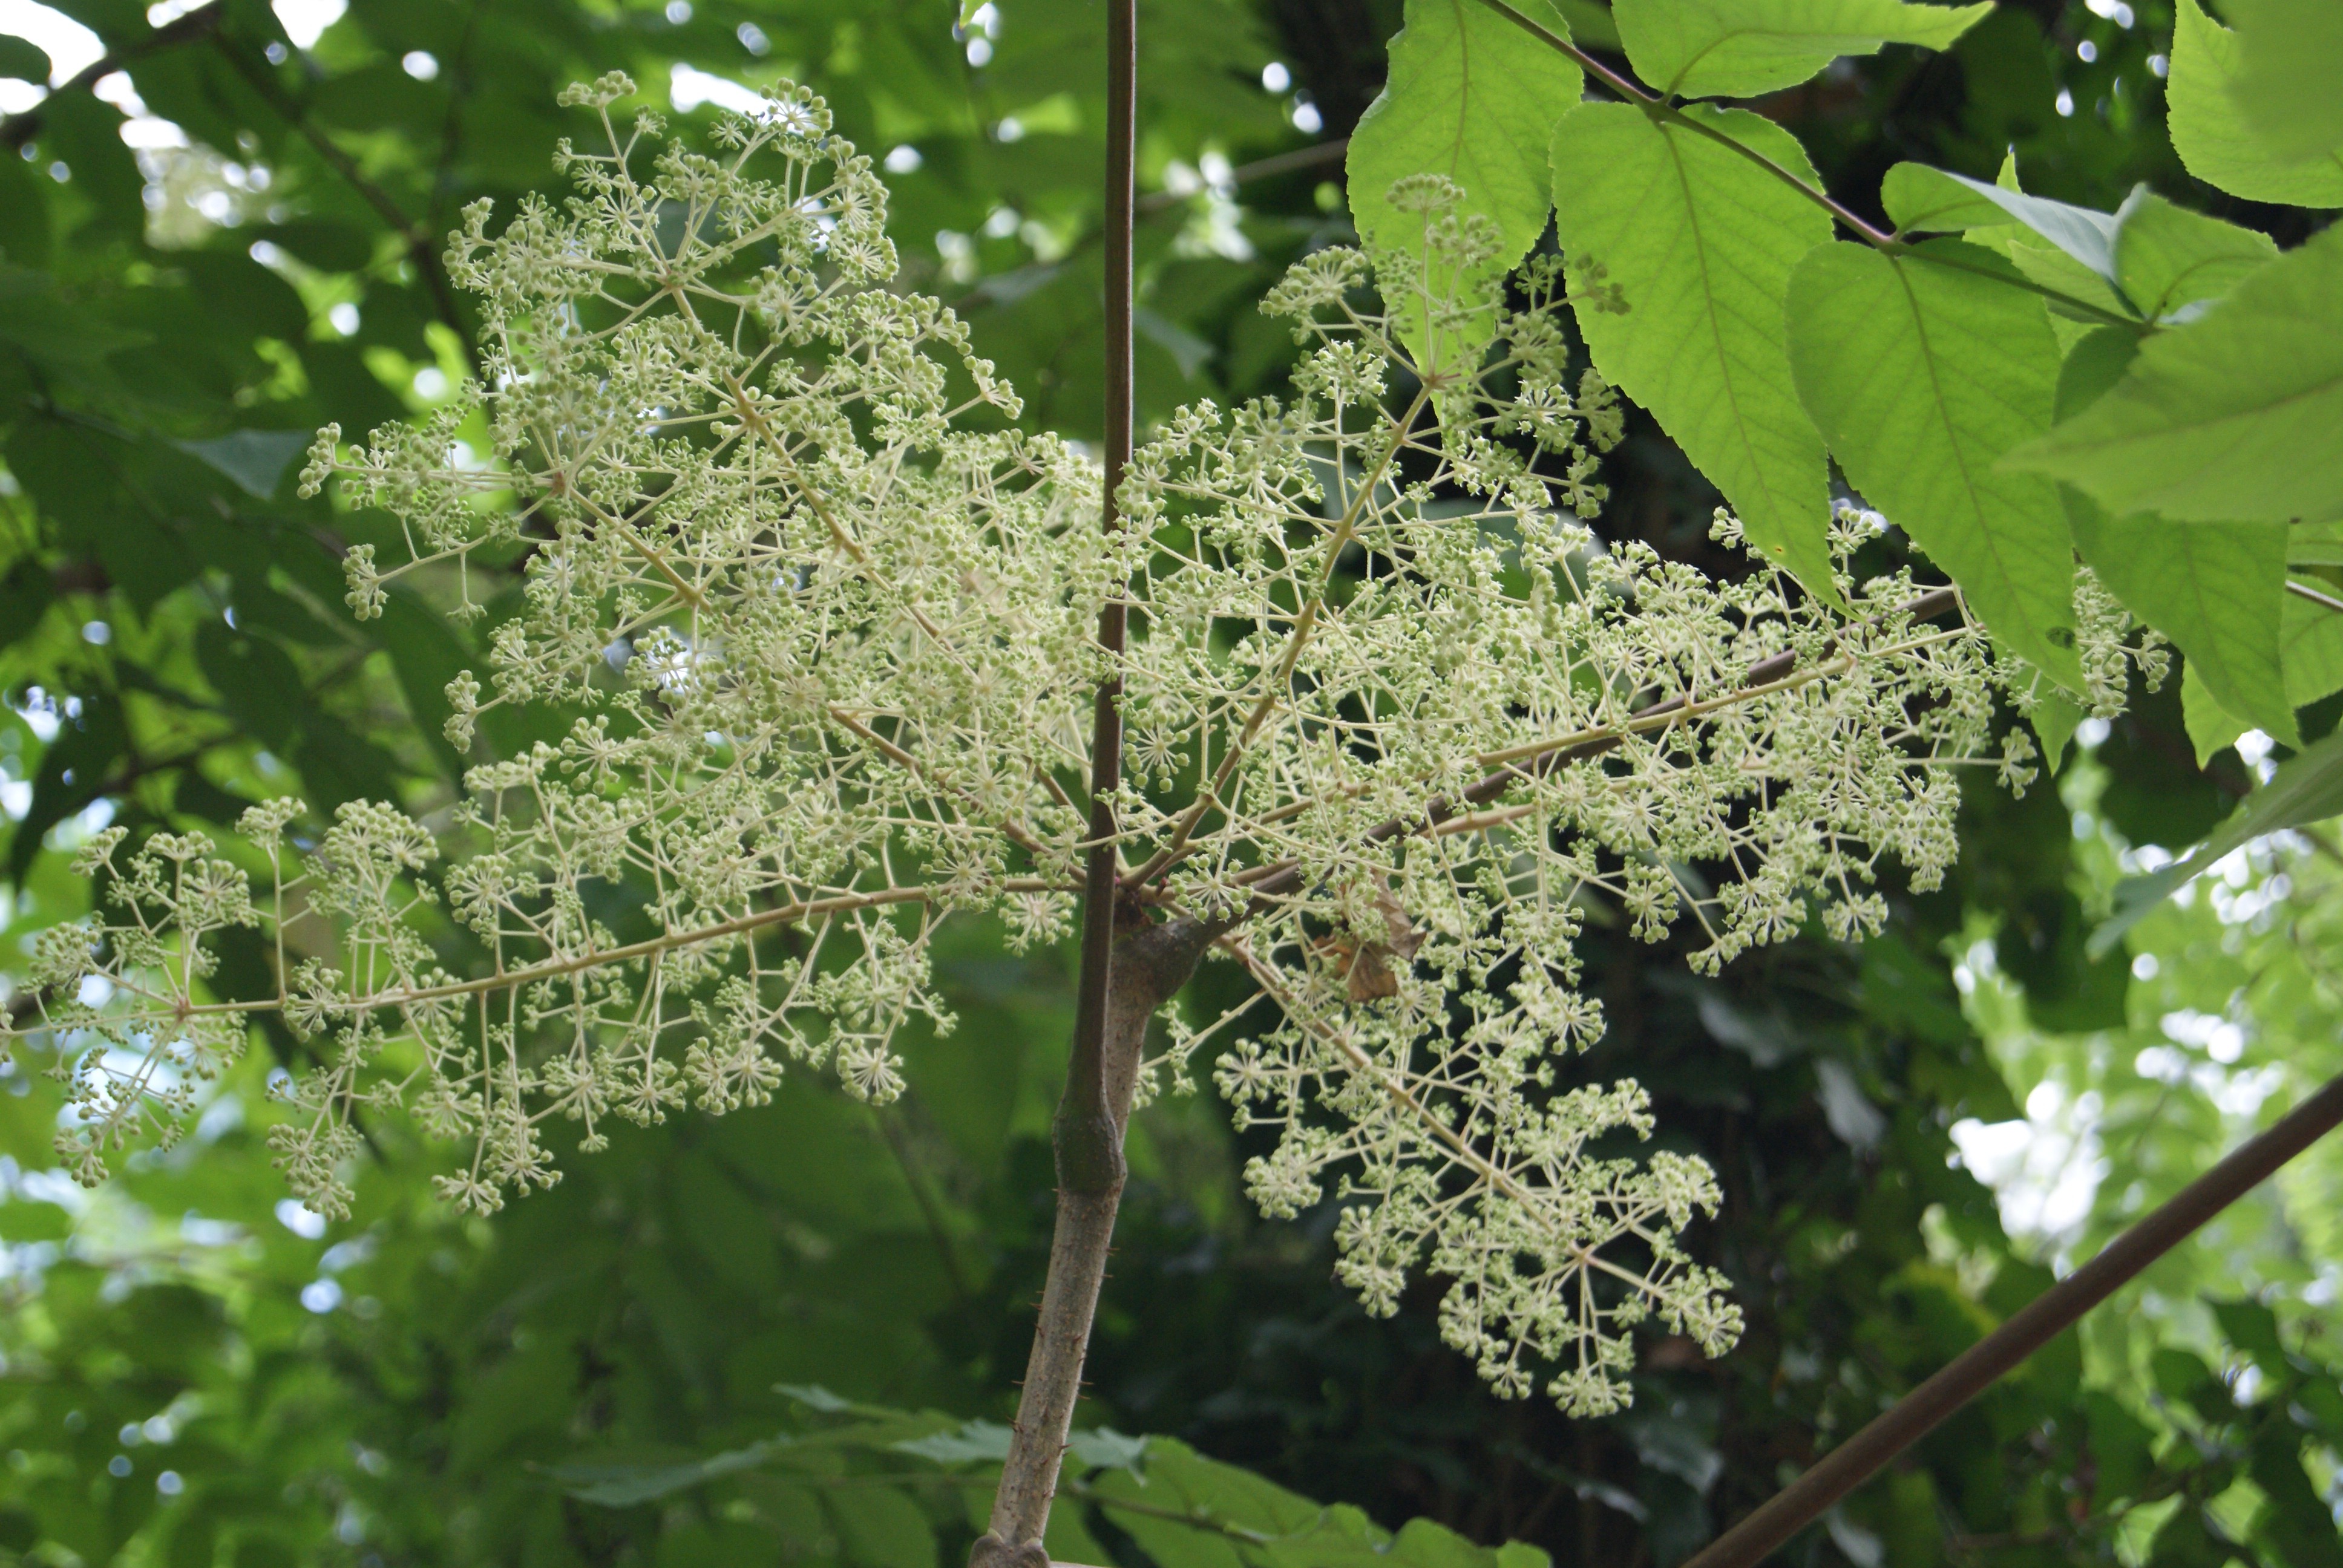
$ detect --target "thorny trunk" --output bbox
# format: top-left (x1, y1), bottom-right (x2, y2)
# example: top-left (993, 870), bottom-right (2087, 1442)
top-left (969, 1), bottom-right (1143, 1561)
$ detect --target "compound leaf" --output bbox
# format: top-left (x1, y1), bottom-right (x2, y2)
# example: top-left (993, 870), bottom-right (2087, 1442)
top-left (1879, 163), bottom-right (2125, 290)
top-left (1550, 102), bottom-right (1835, 595)
top-left (2111, 191), bottom-right (2276, 324)
top-left (2224, 0), bottom-right (2343, 164)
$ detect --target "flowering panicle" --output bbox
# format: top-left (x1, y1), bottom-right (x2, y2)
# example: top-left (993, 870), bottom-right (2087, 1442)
top-left (4, 78), bottom-right (2077, 1412)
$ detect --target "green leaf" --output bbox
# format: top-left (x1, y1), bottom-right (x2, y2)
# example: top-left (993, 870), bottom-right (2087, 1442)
top-left (2224, 0), bottom-right (2343, 165)
top-left (195, 622), bottom-right (305, 752)
top-left (1549, 103), bottom-right (1835, 595)
top-left (1552, 0), bottom-right (1623, 50)
top-left (2028, 682), bottom-right (2083, 771)
top-left (1878, 163), bottom-right (2125, 292)
top-left (2245, 1423), bottom-right (2343, 1568)
top-left (1611, 0), bottom-right (1988, 100)
top-left (2181, 660), bottom-right (2250, 766)
top-left (2167, 0), bottom-right (2343, 207)
top-left (824, 1485), bottom-right (936, 1568)
top-left (2080, 1391), bottom-right (2157, 1505)
top-left (1347, 0), bottom-right (1580, 364)
top-left (1786, 238), bottom-right (2080, 684)
top-left (2084, 512), bottom-right (2298, 742)
top-left (2052, 327), bottom-right (2296, 745)
top-left (0, 558), bottom-right (55, 649)
top-left (2092, 724), bottom-right (2343, 953)
top-left (175, 431), bottom-right (311, 500)
top-left (2004, 224), bottom-right (2343, 526)
top-left (2282, 584), bottom-right (2343, 708)
top-left (551, 1437), bottom-right (792, 1506)
top-left (0, 34), bottom-right (51, 82)
top-left (2110, 191), bottom-right (2276, 324)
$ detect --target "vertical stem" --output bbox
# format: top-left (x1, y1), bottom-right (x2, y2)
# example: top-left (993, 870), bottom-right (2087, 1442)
top-left (1059, 0), bottom-right (1139, 1213)
top-left (971, 4), bottom-right (1138, 1563)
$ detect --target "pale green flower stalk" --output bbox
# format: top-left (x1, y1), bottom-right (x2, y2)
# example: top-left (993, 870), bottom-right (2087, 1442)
top-left (7, 75), bottom-right (2052, 1416)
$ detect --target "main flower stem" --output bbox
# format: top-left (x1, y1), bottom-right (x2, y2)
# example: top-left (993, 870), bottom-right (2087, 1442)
top-left (974, 1), bottom-right (1142, 1559)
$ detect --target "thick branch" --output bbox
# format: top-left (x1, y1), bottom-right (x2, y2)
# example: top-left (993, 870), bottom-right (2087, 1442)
top-left (978, 918), bottom-right (1213, 1561)
top-left (1684, 1066), bottom-right (2343, 1568)
top-left (972, 2), bottom-right (1140, 1563)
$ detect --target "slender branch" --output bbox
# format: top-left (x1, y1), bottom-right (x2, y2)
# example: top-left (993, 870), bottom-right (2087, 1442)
top-left (205, 35), bottom-right (471, 350)
top-left (1682, 1066), bottom-right (2343, 1568)
top-left (0, 1), bottom-right (224, 153)
top-left (1464, 0), bottom-right (2147, 333)
top-left (1121, 384), bottom-right (1432, 891)
top-left (1135, 138), bottom-right (1350, 215)
top-left (146, 881), bottom-right (1066, 1020)
top-left (972, 3), bottom-right (1141, 1563)
top-left (1231, 586), bottom-right (1962, 908)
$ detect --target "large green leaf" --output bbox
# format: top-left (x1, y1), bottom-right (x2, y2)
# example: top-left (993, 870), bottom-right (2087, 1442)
top-left (2167, 0), bottom-right (2343, 207)
top-left (1347, 0), bottom-right (1581, 368)
top-left (2052, 328), bottom-right (2296, 745)
top-left (1550, 102), bottom-right (1835, 595)
top-left (1611, 0), bottom-right (1989, 101)
top-left (1786, 238), bottom-right (2080, 684)
top-left (2224, 0), bottom-right (2343, 165)
top-left (2109, 192), bottom-right (2276, 324)
top-left (2003, 223), bottom-right (2343, 527)
top-left (1878, 163), bottom-right (2125, 290)
top-left (2092, 724), bottom-right (2343, 953)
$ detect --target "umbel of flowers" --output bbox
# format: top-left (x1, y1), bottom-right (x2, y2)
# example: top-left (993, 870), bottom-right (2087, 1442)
top-left (7, 74), bottom-right (2117, 1416)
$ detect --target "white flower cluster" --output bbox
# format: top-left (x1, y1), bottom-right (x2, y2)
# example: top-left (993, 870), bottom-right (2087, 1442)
top-left (1106, 207), bottom-right (2034, 1412)
top-left (2, 77), bottom-right (2061, 1412)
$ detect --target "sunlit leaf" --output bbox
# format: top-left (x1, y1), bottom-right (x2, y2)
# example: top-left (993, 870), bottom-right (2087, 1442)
top-left (2004, 224), bottom-right (2343, 527)
top-left (1786, 238), bottom-right (2080, 684)
top-left (1611, 0), bottom-right (1988, 100)
top-left (1550, 102), bottom-right (1835, 595)
top-left (2167, 0), bottom-right (2343, 207)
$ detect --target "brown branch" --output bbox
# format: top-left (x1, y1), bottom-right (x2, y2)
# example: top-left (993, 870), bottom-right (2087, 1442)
top-left (1682, 1065), bottom-right (2343, 1568)
top-left (204, 35), bottom-right (471, 353)
top-left (1135, 137), bottom-right (1349, 215)
top-left (972, 2), bottom-right (1142, 1562)
top-left (0, 1), bottom-right (224, 154)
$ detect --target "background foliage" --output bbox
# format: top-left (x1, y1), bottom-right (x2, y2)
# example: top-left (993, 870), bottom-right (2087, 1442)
top-left (0, 1), bottom-right (2335, 1567)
